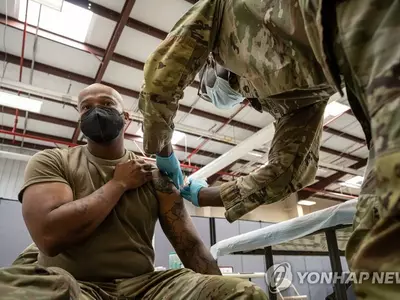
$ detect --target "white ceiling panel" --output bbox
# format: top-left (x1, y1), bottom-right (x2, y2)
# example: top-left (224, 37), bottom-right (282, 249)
top-left (130, 0), bottom-right (191, 32)
top-left (102, 61), bottom-right (144, 92)
top-left (216, 125), bottom-right (256, 143)
top-left (35, 38), bottom-right (100, 78)
top-left (327, 113), bottom-right (356, 129)
top-left (351, 146), bottom-right (369, 159)
top-left (1, 25), bottom-right (100, 78)
top-left (193, 100), bottom-right (274, 129)
top-left (198, 141), bottom-right (233, 156)
top-left (90, 0), bottom-right (125, 13)
top-left (1, 24), bottom-right (35, 58)
top-left (0, 134), bottom-right (66, 149)
top-left (38, 99), bottom-right (79, 122)
top-left (115, 27), bottom-right (162, 63)
top-left (321, 134), bottom-right (359, 154)
top-left (1, 64), bottom-right (87, 102)
top-left (319, 151), bottom-right (341, 163)
top-left (85, 15), bottom-right (116, 49)
top-left (234, 107), bottom-right (274, 128)
top-left (24, 119), bottom-right (74, 140)
top-left (121, 95), bottom-right (139, 111)
top-left (0, 0), bottom-right (19, 18)
top-left (178, 113), bottom-right (220, 134)
top-left (316, 167), bottom-right (336, 178)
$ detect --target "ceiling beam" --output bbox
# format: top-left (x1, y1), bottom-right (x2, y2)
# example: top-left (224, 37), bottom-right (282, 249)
top-left (67, 1), bottom-right (168, 40)
top-left (0, 136), bottom-right (224, 174)
top-left (72, 0), bottom-right (136, 143)
top-left (298, 158), bottom-right (367, 199)
top-left (94, 0), bottom-right (136, 82)
top-left (207, 162), bottom-right (236, 185)
top-left (0, 16), bottom-right (366, 144)
top-left (324, 126), bottom-right (365, 144)
top-left (310, 194), bottom-right (347, 203)
top-left (0, 15), bottom-right (195, 88)
top-left (319, 146), bottom-right (364, 162)
top-left (0, 101), bottom-right (365, 175)
top-left (0, 51), bottom-right (258, 133)
top-left (325, 189), bottom-right (358, 198)
top-left (0, 105), bottom-right (250, 164)
top-left (0, 125), bottom-right (85, 146)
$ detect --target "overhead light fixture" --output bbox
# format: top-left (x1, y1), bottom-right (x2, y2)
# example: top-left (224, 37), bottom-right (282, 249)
top-left (19, 0), bottom-right (92, 42)
top-left (248, 151), bottom-right (263, 157)
top-left (0, 92), bottom-right (43, 113)
top-left (324, 101), bottom-right (350, 119)
top-left (171, 131), bottom-right (186, 145)
top-left (31, 0), bottom-right (64, 11)
top-left (136, 128), bottom-right (185, 145)
top-left (340, 176), bottom-right (364, 189)
top-left (298, 200), bottom-right (316, 206)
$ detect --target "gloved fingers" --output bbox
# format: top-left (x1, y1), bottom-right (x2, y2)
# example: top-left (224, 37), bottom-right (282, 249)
top-left (180, 190), bottom-right (191, 200)
top-left (176, 173), bottom-right (184, 187)
top-left (198, 179), bottom-right (208, 187)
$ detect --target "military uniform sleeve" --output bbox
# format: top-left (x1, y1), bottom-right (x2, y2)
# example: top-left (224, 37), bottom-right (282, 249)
top-left (138, 0), bottom-right (223, 154)
top-left (18, 149), bottom-right (68, 202)
top-left (219, 100), bottom-right (328, 222)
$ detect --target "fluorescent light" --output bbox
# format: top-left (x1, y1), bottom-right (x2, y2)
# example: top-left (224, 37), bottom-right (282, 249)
top-left (340, 176), bottom-right (364, 189)
top-left (136, 128), bottom-right (185, 145)
top-left (171, 131), bottom-right (185, 145)
top-left (324, 101), bottom-right (349, 119)
top-left (248, 151), bottom-right (263, 157)
top-left (19, 0), bottom-right (93, 42)
top-left (31, 0), bottom-right (64, 11)
top-left (0, 92), bottom-right (42, 113)
top-left (298, 200), bottom-right (316, 206)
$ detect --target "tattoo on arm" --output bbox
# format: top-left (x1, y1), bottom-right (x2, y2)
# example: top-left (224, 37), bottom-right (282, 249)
top-left (152, 175), bottom-right (175, 194)
top-left (160, 198), bottom-right (221, 275)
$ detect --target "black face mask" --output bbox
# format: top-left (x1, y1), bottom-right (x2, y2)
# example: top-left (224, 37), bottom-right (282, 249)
top-left (80, 107), bottom-right (124, 144)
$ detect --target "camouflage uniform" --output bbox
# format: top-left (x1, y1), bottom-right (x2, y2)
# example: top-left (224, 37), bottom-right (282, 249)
top-left (299, 0), bottom-right (400, 299)
top-left (139, 0), bottom-right (335, 222)
top-left (0, 245), bottom-right (265, 300)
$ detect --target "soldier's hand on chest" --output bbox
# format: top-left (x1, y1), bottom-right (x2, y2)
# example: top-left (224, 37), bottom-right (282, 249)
top-left (113, 159), bottom-right (153, 191)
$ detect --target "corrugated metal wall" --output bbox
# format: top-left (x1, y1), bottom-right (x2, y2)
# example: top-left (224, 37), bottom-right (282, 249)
top-left (0, 146), bottom-right (36, 266)
top-left (0, 145), bottom-right (37, 200)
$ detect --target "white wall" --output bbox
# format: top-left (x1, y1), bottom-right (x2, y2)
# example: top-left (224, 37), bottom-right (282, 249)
top-left (0, 145), bottom-right (34, 266)
top-left (0, 145), bottom-right (32, 200)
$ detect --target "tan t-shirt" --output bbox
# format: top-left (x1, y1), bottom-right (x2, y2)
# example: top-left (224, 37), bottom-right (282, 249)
top-left (18, 145), bottom-right (159, 282)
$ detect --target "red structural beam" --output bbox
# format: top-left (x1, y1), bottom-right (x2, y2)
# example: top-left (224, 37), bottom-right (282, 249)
top-left (0, 15), bottom-right (366, 144)
top-left (0, 51), bottom-right (259, 133)
top-left (0, 129), bottom-right (233, 176)
top-left (94, 0), bottom-right (136, 82)
top-left (298, 158), bottom-right (367, 199)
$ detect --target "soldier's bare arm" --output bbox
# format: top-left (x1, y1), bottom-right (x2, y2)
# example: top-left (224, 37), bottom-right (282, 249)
top-left (153, 171), bottom-right (221, 275)
top-left (21, 151), bottom-right (152, 257)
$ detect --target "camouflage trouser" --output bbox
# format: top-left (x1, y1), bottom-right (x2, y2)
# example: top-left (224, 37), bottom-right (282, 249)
top-left (331, 0), bottom-right (400, 299)
top-left (0, 245), bottom-right (267, 300)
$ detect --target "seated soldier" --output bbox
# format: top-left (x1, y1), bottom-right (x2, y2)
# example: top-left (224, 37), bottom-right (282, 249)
top-left (0, 84), bottom-right (267, 300)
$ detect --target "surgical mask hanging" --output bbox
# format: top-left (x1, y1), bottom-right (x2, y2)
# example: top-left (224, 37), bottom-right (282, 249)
top-left (80, 107), bottom-right (124, 144)
top-left (205, 77), bottom-right (246, 110)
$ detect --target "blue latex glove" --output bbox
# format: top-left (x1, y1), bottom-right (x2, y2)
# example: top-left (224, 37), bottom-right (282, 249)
top-left (180, 178), bottom-right (208, 207)
top-left (156, 152), bottom-right (184, 188)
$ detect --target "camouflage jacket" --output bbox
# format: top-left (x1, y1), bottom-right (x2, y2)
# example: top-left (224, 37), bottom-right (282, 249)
top-left (138, 0), bottom-right (336, 154)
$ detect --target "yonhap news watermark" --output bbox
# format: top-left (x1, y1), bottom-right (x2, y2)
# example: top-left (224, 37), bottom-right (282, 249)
top-left (265, 262), bottom-right (400, 293)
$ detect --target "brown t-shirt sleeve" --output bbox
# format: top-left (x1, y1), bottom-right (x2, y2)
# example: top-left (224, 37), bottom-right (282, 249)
top-left (18, 149), bottom-right (69, 202)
